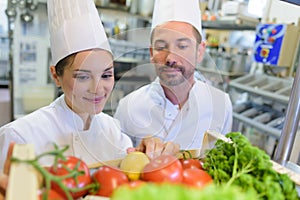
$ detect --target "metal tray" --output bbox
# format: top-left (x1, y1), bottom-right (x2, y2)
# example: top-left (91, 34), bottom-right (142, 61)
top-left (232, 102), bottom-right (285, 138)
top-left (229, 74), bottom-right (293, 104)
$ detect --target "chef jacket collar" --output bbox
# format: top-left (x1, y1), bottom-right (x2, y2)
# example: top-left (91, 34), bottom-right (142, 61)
top-left (59, 94), bottom-right (95, 131)
top-left (151, 78), bottom-right (192, 118)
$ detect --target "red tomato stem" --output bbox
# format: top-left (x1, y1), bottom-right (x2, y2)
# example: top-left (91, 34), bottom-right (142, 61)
top-left (11, 145), bottom-right (96, 200)
top-left (179, 150), bottom-right (193, 160)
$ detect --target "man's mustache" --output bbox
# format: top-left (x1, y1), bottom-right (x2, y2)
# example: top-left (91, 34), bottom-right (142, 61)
top-left (162, 61), bottom-right (184, 71)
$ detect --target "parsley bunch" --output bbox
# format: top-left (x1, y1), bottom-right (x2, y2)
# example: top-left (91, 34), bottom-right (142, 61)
top-left (203, 132), bottom-right (299, 200)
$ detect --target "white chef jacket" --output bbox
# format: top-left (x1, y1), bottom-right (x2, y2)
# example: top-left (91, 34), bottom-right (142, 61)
top-left (0, 95), bottom-right (132, 171)
top-left (114, 78), bottom-right (232, 150)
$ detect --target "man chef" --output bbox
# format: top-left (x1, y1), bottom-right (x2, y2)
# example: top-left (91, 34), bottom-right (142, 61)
top-left (114, 0), bottom-right (233, 150)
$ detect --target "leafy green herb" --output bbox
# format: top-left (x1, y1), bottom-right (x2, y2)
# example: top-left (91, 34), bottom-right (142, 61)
top-left (203, 132), bottom-right (299, 200)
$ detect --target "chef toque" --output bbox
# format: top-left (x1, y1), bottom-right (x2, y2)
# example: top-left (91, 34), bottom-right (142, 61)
top-left (47, 0), bottom-right (111, 66)
top-left (151, 0), bottom-right (202, 38)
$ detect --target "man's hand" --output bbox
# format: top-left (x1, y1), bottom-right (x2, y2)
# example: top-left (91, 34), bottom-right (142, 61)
top-left (4, 142), bottom-right (15, 175)
top-left (0, 142), bottom-right (15, 200)
top-left (0, 173), bottom-right (8, 200)
top-left (127, 137), bottom-right (180, 160)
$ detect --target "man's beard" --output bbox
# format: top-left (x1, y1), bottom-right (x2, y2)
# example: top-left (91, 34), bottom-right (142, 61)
top-left (157, 65), bottom-right (193, 87)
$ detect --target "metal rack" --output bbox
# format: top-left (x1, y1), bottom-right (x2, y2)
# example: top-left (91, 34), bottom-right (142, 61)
top-left (229, 73), bottom-right (293, 139)
top-left (202, 21), bottom-right (256, 31)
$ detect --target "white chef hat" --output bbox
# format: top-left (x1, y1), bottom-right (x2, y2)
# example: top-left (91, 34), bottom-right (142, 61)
top-left (47, 0), bottom-right (111, 66)
top-left (151, 0), bottom-right (202, 38)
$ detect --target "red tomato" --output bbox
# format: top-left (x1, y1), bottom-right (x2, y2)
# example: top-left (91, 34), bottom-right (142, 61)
top-left (38, 189), bottom-right (65, 200)
top-left (92, 165), bottom-right (129, 197)
top-left (180, 158), bottom-right (203, 170)
top-left (182, 168), bottom-right (213, 188)
top-left (141, 155), bottom-right (183, 183)
top-left (49, 156), bottom-right (92, 199)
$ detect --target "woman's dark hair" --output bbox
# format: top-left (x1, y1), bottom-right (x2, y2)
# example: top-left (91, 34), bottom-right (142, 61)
top-left (55, 53), bottom-right (77, 76)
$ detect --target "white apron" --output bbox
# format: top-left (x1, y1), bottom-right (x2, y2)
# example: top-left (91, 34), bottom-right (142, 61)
top-left (0, 95), bottom-right (132, 171)
top-left (115, 78), bottom-right (232, 149)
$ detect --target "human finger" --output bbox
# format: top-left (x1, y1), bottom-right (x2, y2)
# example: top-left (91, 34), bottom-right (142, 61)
top-left (142, 138), bottom-right (156, 159)
top-left (139, 137), bottom-right (163, 160)
top-left (4, 142), bottom-right (15, 175)
top-left (0, 193), bottom-right (4, 200)
top-left (162, 142), bottom-right (180, 156)
top-left (0, 173), bottom-right (8, 199)
top-left (126, 147), bottom-right (137, 154)
top-left (150, 138), bottom-right (165, 159)
top-left (135, 139), bottom-right (146, 153)
top-left (0, 174), bottom-right (8, 189)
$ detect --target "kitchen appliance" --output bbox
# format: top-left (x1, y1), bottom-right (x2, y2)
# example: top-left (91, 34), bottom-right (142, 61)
top-left (232, 49), bottom-right (250, 73)
top-left (253, 23), bottom-right (299, 68)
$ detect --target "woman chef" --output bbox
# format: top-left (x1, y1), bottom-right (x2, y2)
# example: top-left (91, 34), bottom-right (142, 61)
top-left (0, 0), bottom-right (179, 173)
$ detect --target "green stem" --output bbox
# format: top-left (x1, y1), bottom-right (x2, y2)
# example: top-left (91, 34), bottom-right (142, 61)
top-left (69, 182), bottom-right (98, 193)
top-left (225, 160), bottom-right (254, 188)
top-left (224, 143), bottom-right (255, 188)
top-left (35, 144), bottom-right (69, 168)
top-left (179, 150), bottom-right (193, 160)
top-left (11, 145), bottom-right (97, 200)
top-left (231, 143), bottom-right (239, 179)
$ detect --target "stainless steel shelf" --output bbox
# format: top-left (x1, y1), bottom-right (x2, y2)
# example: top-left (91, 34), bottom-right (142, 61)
top-left (232, 101), bottom-right (284, 139)
top-left (230, 74), bottom-right (293, 104)
top-left (233, 113), bottom-right (282, 138)
top-left (202, 21), bottom-right (257, 31)
top-left (96, 3), bottom-right (152, 22)
top-left (198, 66), bottom-right (245, 77)
top-left (229, 74), bottom-right (294, 140)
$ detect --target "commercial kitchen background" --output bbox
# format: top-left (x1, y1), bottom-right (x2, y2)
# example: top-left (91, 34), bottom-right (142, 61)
top-left (0, 0), bottom-right (299, 170)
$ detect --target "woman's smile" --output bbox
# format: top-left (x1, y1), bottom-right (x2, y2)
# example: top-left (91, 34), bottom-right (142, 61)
top-left (83, 95), bottom-right (106, 104)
